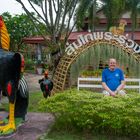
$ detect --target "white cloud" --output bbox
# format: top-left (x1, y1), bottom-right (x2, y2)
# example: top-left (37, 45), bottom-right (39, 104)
top-left (0, 0), bottom-right (31, 15)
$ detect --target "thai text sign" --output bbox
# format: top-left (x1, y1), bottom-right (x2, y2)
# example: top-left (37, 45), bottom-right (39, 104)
top-left (65, 32), bottom-right (140, 55)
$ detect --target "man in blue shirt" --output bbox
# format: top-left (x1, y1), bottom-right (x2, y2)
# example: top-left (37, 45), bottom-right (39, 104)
top-left (102, 58), bottom-right (126, 96)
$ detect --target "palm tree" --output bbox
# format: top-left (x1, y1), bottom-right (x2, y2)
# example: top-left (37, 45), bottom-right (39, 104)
top-left (76, 0), bottom-right (126, 31)
top-left (101, 0), bottom-right (126, 30)
top-left (75, 0), bottom-right (99, 32)
top-left (125, 0), bottom-right (140, 39)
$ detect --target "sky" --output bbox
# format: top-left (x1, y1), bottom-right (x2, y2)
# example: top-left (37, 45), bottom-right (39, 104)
top-left (0, 0), bottom-right (31, 15)
top-left (0, 0), bottom-right (103, 16)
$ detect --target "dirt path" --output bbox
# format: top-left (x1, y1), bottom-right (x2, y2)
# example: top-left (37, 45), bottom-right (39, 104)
top-left (0, 73), bottom-right (55, 140)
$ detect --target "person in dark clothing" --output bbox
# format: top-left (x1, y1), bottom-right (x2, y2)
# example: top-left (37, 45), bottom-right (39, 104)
top-left (99, 60), bottom-right (104, 69)
top-left (39, 70), bottom-right (53, 98)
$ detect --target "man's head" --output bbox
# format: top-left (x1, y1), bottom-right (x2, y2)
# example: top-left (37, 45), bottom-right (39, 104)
top-left (109, 58), bottom-right (117, 71)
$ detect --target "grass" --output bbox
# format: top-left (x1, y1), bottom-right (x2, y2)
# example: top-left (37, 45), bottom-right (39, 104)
top-left (0, 97), bottom-right (9, 111)
top-left (40, 129), bottom-right (137, 140)
top-left (0, 91), bottom-right (43, 112)
top-left (28, 91), bottom-right (43, 112)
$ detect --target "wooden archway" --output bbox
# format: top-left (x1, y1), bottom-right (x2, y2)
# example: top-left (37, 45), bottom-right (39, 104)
top-left (52, 37), bottom-right (140, 93)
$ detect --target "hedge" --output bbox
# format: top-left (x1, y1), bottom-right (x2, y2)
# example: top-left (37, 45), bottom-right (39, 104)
top-left (38, 89), bottom-right (140, 136)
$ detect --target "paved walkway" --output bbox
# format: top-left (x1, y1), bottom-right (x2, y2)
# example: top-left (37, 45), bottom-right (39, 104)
top-left (25, 73), bottom-right (43, 92)
top-left (0, 113), bottom-right (54, 140)
top-left (0, 73), bottom-right (55, 140)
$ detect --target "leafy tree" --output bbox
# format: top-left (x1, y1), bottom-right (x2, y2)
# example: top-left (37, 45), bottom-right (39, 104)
top-left (2, 12), bottom-right (44, 51)
top-left (15, 0), bottom-right (79, 74)
top-left (100, 0), bottom-right (126, 29)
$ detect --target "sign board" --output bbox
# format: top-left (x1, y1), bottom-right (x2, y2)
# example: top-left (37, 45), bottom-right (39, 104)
top-left (65, 32), bottom-right (140, 56)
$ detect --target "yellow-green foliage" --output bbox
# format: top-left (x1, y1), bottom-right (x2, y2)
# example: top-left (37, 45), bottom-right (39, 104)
top-left (39, 89), bottom-right (140, 136)
top-left (80, 70), bottom-right (102, 77)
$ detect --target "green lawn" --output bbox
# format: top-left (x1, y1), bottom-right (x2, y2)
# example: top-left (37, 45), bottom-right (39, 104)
top-left (28, 91), bottom-right (43, 112)
top-left (0, 91), bottom-right (43, 112)
top-left (40, 129), bottom-right (138, 140)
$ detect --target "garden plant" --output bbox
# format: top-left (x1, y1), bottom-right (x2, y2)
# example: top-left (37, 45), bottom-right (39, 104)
top-left (39, 89), bottom-right (140, 138)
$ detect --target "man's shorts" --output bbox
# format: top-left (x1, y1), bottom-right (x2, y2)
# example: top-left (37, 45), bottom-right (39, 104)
top-left (103, 90), bottom-right (126, 96)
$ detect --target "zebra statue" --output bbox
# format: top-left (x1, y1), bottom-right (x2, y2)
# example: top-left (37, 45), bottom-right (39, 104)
top-left (15, 76), bottom-right (29, 121)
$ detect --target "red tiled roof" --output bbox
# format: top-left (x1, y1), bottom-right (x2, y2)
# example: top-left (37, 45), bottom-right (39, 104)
top-left (84, 18), bottom-right (140, 24)
top-left (68, 31), bottom-right (89, 42)
top-left (94, 18), bottom-right (139, 24)
top-left (125, 32), bottom-right (140, 40)
top-left (22, 31), bottom-right (140, 44)
top-left (99, 18), bottom-right (133, 24)
top-left (22, 37), bottom-right (44, 44)
top-left (69, 31), bottom-right (140, 41)
top-left (22, 36), bottom-right (50, 44)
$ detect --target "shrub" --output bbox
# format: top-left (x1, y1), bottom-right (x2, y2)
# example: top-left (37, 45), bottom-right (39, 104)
top-left (80, 69), bottom-right (102, 77)
top-left (38, 89), bottom-right (140, 136)
top-left (25, 59), bottom-right (35, 71)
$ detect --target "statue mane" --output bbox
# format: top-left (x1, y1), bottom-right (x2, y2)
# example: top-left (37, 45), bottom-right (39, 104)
top-left (0, 16), bottom-right (10, 51)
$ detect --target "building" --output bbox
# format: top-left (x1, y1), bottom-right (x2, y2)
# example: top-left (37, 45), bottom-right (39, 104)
top-left (23, 10), bottom-right (140, 45)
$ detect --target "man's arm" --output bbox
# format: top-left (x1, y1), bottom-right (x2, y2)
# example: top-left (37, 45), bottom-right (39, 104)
top-left (115, 80), bottom-right (125, 93)
top-left (115, 69), bottom-right (126, 93)
top-left (102, 82), bottom-right (116, 96)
